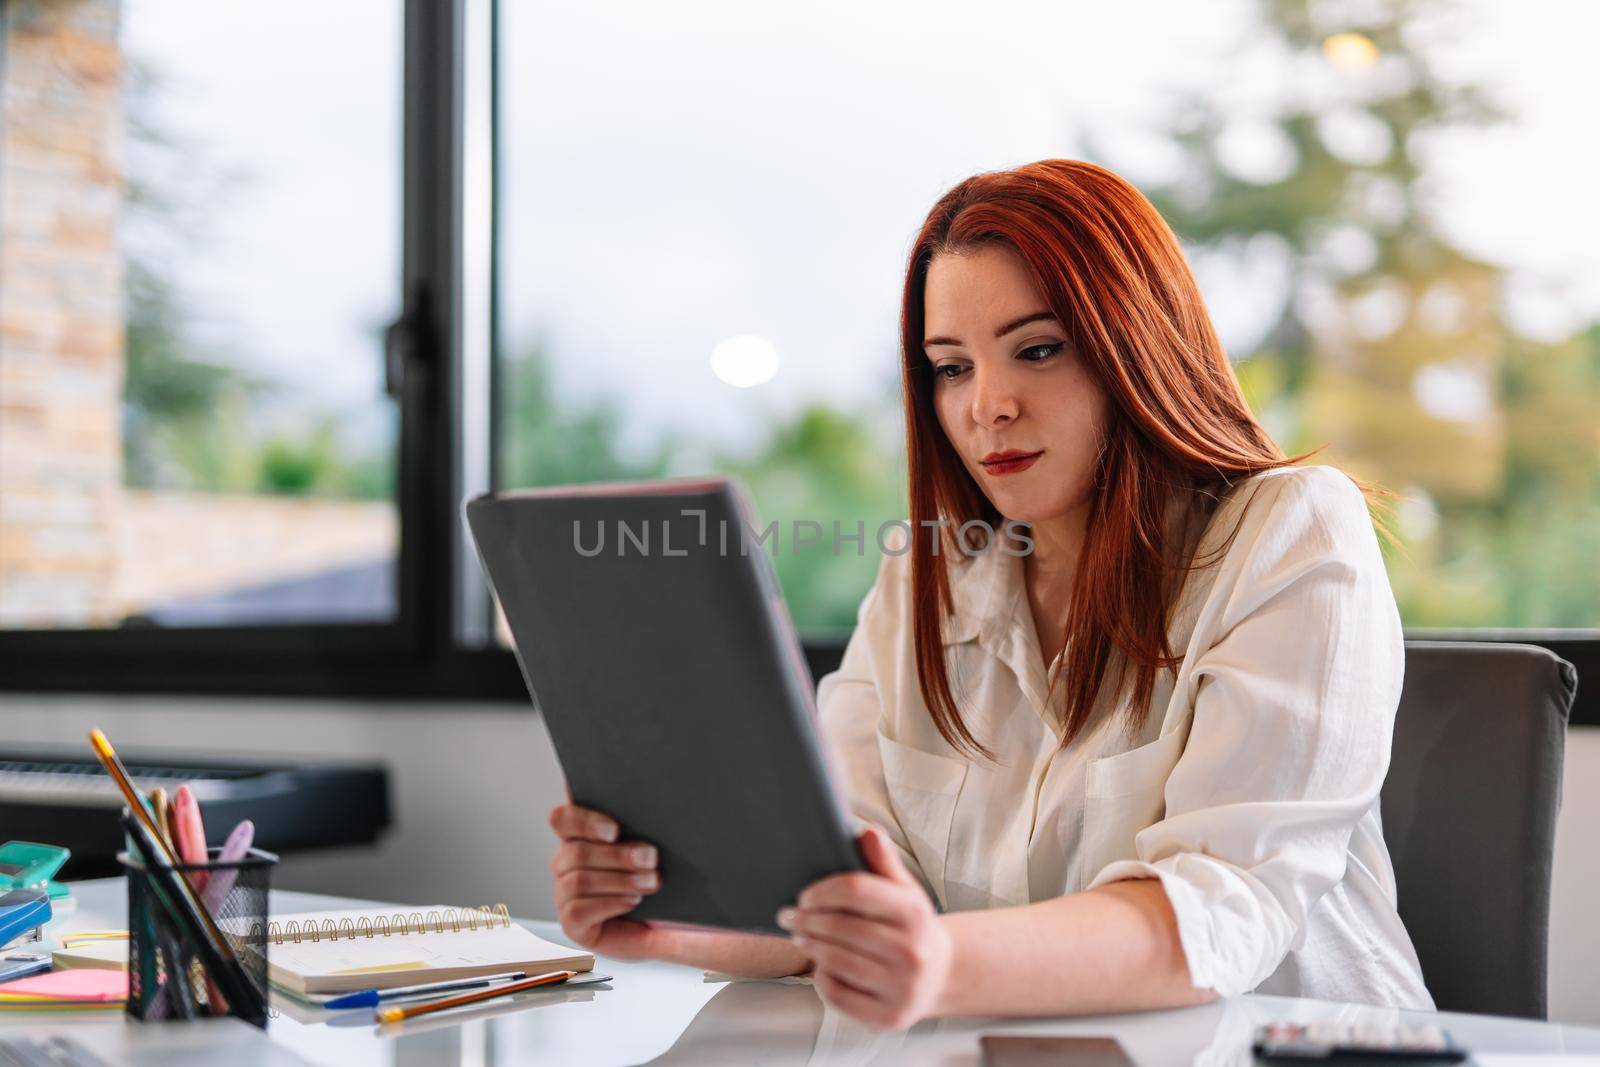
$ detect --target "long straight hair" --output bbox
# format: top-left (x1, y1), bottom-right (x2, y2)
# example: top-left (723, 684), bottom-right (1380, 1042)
top-left (900, 159), bottom-right (1383, 759)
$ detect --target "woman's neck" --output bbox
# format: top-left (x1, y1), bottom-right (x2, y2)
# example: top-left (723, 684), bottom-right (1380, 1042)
top-left (1022, 506), bottom-right (1088, 580)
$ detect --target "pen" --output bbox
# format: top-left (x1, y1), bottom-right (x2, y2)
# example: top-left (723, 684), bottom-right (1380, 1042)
top-left (323, 970), bottom-right (528, 1010)
top-left (376, 969), bottom-right (577, 1024)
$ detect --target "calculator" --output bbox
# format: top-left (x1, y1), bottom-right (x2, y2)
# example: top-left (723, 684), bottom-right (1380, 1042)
top-left (1253, 1021), bottom-right (1468, 1062)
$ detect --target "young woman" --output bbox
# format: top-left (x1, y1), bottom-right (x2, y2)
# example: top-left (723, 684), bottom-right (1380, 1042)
top-left (546, 159), bottom-right (1435, 1029)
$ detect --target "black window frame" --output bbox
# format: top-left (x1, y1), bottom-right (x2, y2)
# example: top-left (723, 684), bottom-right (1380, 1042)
top-left (0, 0), bottom-right (1594, 726)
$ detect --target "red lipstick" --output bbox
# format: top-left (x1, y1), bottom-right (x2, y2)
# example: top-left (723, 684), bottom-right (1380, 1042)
top-left (979, 449), bottom-right (1042, 475)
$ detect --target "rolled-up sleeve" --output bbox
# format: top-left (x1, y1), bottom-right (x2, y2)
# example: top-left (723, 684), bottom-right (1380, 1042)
top-left (814, 551), bottom-right (936, 899)
top-left (1085, 467), bottom-right (1405, 997)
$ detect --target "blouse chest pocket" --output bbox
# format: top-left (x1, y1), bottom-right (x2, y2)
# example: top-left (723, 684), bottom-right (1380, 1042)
top-left (875, 731), bottom-right (968, 909)
top-left (1079, 721), bottom-right (1190, 887)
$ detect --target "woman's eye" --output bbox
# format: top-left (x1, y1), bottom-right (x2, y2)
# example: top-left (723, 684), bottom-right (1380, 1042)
top-left (1019, 342), bottom-right (1065, 362)
top-left (934, 364), bottom-right (965, 381)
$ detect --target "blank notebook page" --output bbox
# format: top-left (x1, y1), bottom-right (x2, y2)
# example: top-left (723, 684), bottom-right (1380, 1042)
top-left (264, 906), bottom-right (595, 996)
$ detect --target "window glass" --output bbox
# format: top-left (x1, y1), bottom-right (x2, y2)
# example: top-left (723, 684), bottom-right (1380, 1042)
top-left (495, 0), bottom-right (1599, 633)
top-left (0, 0), bottom-right (401, 628)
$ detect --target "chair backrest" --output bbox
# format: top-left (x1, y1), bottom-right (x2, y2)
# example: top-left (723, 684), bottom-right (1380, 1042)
top-left (1382, 641), bottom-right (1576, 1019)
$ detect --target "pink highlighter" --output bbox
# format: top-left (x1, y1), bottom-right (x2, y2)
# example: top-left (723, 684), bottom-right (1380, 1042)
top-left (171, 785), bottom-right (210, 891)
top-left (162, 784), bottom-right (233, 1016)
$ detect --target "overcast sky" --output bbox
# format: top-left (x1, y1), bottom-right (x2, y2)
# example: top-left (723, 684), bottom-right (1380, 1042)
top-left (122, 0), bottom-right (1600, 462)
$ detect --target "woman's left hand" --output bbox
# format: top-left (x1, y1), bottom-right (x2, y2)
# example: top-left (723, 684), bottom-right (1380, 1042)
top-left (777, 826), bottom-right (953, 1031)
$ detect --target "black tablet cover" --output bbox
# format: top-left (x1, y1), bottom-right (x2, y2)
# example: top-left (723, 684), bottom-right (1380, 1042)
top-left (464, 476), bottom-right (865, 934)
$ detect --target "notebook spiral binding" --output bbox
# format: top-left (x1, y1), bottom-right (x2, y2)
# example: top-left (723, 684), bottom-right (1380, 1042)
top-left (251, 904), bottom-right (512, 946)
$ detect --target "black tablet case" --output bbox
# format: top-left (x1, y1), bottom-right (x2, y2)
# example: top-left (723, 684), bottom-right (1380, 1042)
top-left (464, 477), bottom-right (865, 935)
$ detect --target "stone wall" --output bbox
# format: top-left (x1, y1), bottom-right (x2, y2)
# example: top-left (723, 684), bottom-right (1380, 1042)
top-left (0, 0), bottom-right (125, 626)
top-left (113, 489), bottom-right (396, 618)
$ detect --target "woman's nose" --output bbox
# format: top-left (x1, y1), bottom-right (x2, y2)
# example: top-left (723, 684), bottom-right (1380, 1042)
top-left (970, 365), bottom-right (1020, 426)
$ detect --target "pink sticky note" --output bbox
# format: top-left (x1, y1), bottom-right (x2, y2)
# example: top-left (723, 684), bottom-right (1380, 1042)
top-left (0, 969), bottom-right (129, 1002)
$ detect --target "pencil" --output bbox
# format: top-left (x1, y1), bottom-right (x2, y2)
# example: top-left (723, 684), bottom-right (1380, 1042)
top-left (90, 730), bottom-right (178, 869)
top-left (375, 969), bottom-right (576, 1024)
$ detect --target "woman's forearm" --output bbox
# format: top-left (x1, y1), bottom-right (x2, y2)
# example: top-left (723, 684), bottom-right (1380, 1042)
top-left (934, 878), bottom-right (1217, 1017)
top-left (655, 925), bottom-right (812, 979)
top-left (646, 876), bottom-right (1209, 1012)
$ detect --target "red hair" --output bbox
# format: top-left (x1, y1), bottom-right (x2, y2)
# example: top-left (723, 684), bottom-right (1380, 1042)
top-left (899, 159), bottom-right (1385, 759)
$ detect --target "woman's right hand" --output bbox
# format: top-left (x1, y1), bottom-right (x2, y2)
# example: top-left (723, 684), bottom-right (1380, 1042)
top-left (549, 802), bottom-right (670, 961)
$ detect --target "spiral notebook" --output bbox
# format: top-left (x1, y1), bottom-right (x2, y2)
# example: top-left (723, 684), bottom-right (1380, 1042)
top-left (259, 904), bottom-right (595, 996)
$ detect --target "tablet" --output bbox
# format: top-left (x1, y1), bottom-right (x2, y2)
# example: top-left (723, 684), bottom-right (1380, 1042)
top-left (464, 476), bottom-right (865, 935)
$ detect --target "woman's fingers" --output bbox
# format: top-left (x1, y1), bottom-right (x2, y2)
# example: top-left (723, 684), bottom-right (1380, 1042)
top-left (796, 872), bottom-right (915, 925)
top-left (555, 868), bottom-right (660, 900)
top-left (548, 803), bottom-right (621, 843)
top-left (559, 893), bottom-right (642, 936)
top-left (798, 936), bottom-right (896, 993)
top-left (780, 909), bottom-right (905, 967)
top-left (547, 809), bottom-right (662, 936)
top-left (551, 840), bottom-right (659, 877)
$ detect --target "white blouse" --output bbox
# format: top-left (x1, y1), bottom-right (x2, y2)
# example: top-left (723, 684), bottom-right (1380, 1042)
top-left (814, 464), bottom-right (1435, 1011)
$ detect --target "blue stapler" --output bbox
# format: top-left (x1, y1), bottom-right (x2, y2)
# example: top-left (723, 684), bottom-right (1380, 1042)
top-left (0, 888), bottom-right (54, 983)
top-left (0, 888), bottom-right (51, 948)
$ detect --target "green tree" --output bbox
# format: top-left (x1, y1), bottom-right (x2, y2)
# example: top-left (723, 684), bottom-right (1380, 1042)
top-left (120, 59), bottom-right (262, 491)
top-left (120, 56), bottom-right (393, 500)
top-left (497, 335), bottom-right (908, 631)
top-left (1084, 0), bottom-right (1600, 626)
top-left (498, 334), bottom-right (676, 488)
top-left (715, 402), bottom-right (908, 631)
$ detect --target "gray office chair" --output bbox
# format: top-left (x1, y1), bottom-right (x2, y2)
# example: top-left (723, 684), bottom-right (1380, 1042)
top-left (1381, 640), bottom-right (1577, 1019)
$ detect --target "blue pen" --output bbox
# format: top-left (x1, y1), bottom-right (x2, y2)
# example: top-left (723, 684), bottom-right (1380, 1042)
top-left (322, 970), bottom-right (530, 1010)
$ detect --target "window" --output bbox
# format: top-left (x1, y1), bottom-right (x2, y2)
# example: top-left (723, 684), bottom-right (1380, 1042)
top-left (493, 0), bottom-right (1596, 716)
top-left (2, 0), bottom-right (1594, 720)
top-left (0, 0), bottom-right (508, 696)
top-left (1, 0), bottom-right (401, 629)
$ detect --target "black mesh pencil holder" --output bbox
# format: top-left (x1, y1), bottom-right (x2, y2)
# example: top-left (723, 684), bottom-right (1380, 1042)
top-left (120, 846), bottom-right (278, 1025)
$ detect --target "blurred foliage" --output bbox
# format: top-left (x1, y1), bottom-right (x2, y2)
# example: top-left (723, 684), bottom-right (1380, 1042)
top-left (713, 403), bottom-right (907, 632)
top-left (502, 0), bottom-right (1599, 631)
top-left (498, 339), bottom-right (908, 630)
top-left (1078, 0), bottom-right (1600, 627)
top-left (119, 57), bottom-right (392, 502)
top-left (116, 0), bottom-right (1598, 631)
top-left (121, 256), bottom-right (261, 489)
top-left (498, 332), bottom-right (676, 488)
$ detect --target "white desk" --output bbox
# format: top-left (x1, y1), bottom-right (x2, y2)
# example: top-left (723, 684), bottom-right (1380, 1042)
top-left (5, 879), bottom-right (1598, 1066)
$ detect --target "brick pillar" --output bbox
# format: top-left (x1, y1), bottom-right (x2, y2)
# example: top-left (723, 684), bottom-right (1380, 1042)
top-left (0, 0), bottom-right (124, 626)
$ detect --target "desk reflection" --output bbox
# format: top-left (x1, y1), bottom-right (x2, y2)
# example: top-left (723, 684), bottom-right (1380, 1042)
top-left (639, 979), bottom-right (1267, 1066)
top-left (640, 978), bottom-right (918, 1065)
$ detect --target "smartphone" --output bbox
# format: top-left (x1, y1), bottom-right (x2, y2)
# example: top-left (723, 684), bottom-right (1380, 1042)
top-left (980, 1035), bottom-right (1137, 1067)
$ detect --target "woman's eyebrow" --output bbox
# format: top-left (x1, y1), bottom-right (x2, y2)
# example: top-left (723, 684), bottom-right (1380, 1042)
top-left (923, 310), bottom-right (1058, 348)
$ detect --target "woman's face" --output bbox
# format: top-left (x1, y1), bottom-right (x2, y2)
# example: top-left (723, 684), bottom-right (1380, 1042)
top-left (923, 244), bottom-right (1111, 527)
